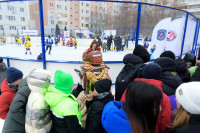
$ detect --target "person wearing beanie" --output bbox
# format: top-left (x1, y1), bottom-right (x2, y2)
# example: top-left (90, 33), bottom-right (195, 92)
top-left (168, 82), bottom-right (200, 133)
top-left (0, 58), bottom-right (7, 95)
top-left (0, 67), bottom-right (23, 119)
top-left (175, 58), bottom-right (190, 83)
top-left (160, 50), bottom-right (176, 60)
top-left (45, 70), bottom-right (84, 133)
top-left (120, 63), bottom-right (172, 133)
top-left (183, 53), bottom-right (196, 68)
top-left (155, 57), bottom-right (182, 96)
top-left (85, 79), bottom-right (114, 133)
top-left (115, 45), bottom-right (149, 101)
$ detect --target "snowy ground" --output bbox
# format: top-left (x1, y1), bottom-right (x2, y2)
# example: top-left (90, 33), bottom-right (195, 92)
top-left (0, 42), bottom-right (134, 61)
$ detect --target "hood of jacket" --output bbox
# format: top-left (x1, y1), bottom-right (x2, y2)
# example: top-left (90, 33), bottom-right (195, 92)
top-left (102, 101), bottom-right (132, 133)
top-left (94, 92), bottom-right (114, 104)
top-left (160, 71), bottom-right (182, 89)
top-left (123, 54), bottom-right (144, 65)
top-left (155, 57), bottom-right (176, 72)
top-left (27, 69), bottom-right (51, 93)
top-left (1, 79), bottom-right (16, 93)
top-left (134, 78), bottom-right (163, 90)
top-left (0, 62), bottom-right (7, 72)
top-left (175, 58), bottom-right (187, 74)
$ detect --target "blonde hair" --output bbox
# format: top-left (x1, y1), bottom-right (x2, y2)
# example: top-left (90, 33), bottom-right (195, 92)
top-left (168, 106), bottom-right (190, 130)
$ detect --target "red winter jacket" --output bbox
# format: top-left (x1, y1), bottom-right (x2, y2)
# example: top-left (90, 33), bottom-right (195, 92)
top-left (0, 79), bottom-right (17, 119)
top-left (120, 78), bottom-right (172, 133)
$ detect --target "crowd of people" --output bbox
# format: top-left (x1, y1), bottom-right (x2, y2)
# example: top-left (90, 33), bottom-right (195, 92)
top-left (0, 44), bottom-right (200, 133)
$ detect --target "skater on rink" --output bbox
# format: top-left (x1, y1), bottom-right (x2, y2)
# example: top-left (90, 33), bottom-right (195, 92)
top-left (45, 35), bottom-right (53, 54)
top-left (73, 37), bottom-right (78, 49)
top-left (54, 35), bottom-right (59, 46)
top-left (22, 36), bottom-right (25, 45)
top-left (25, 34), bottom-right (30, 41)
top-left (2, 36), bottom-right (6, 45)
top-left (17, 37), bottom-right (22, 46)
top-left (24, 38), bottom-right (32, 55)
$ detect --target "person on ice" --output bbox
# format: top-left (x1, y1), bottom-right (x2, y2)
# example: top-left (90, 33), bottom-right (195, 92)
top-left (45, 70), bottom-right (84, 133)
top-left (67, 40), bottom-right (71, 47)
top-left (73, 37), bottom-right (78, 49)
top-left (2, 36), bottom-right (6, 45)
top-left (22, 36), bottom-right (25, 45)
top-left (70, 37), bottom-right (73, 47)
top-left (17, 37), bottom-right (22, 46)
top-left (0, 58), bottom-right (7, 95)
top-left (0, 67), bottom-right (23, 120)
top-left (85, 79), bottom-right (114, 133)
top-left (45, 35), bottom-right (53, 55)
top-left (24, 38), bottom-right (32, 55)
top-left (54, 36), bottom-right (59, 46)
top-left (25, 34), bottom-right (30, 41)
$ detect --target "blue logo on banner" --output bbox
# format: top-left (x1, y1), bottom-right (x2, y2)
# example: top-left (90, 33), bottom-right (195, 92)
top-left (157, 29), bottom-right (166, 41)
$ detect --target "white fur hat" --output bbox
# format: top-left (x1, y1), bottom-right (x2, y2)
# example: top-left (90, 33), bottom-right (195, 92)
top-left (176, 82), bottom-right (200, 114)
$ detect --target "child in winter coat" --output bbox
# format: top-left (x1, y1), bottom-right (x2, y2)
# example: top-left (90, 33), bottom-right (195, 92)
top-left (85, 79), bottom-right (114, 133)
top-left (67, 40), bottom-right (71, 47)
top-left (168, 82), bottom-right (200, 133)
top-left (24, 38), bottom-right (32, 55)
top-left (17, 37), bottom-right (22, 46)
top-left (73, 38), bottom-right (78, 49)
top-left (0, 58), bottom-right (7, 95)
top-left (45, 70), bottom-right (84, 133)
top-left (54, 36), bottom-right (59, 46)
top-left (70, 38), bottom-right (73, 47)
top-left (25, 69), bottom-right (52, 133)
top-left (22, 36), bottom-right (25, 45)
top-left (0, 67), bottom-right (23, 119)
top-left (45, 35), bottom-right (53, 54)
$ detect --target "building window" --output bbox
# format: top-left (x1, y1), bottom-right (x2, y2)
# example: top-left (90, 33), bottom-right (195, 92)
top-left (75, 19), bottom-right (78, 21)
top-left (7, 6), bottom-right (14, 11)
top-left (20, 7), bottom-right (24, 12)
top-left (75, 26), bottom-right (78, 28)
top-left (86, 10), bottom-right (89, 14)
top-left (0, 4), bottom-right (1, 10)
top-left (82, 10), bottom-right (83, 13)
top-left (82, 23), bottom-right (83, 27)
top-left (57, 5), bottom-right (62, 9)
top-left (85, 24), bottom-right (89, 27)
top-left (70, 15), bottom-right (72, 17)
top-left (65, 6), bottom-right (67, 10)
top-left (8, 16), bottom-right (15, 21)
top-left (0, 15), bottom-right (2, 20)
top-left (65, 14), bottom-right (67, 17)
top-left (58, 21), bottom-right (62, 25)
top-left (71, 22), bottom-right (72, 24)
top-left (86, 17), bottom-right (89, 21)
top-left (75, 11), bottom-right (78, 14)
top-left (51, 20), bottom-right (54, 24)
top-left (65, 22), bottom-right (67, 25)
top-left (22, 26), bottom-right (26, 30)
top-left (86, 3), bottom-right (89, 7)
top-left (21, 17), bottom-right (25, 22)
top-left (50, 3), bottom-right (54, 8)
top-left (0, 25), bottom-right (3, 30)
top-left (82, 17), bottom-right (83, 20)
top-left (91, 5), bottom-right (93, 8)
top-left (9, 26), bottom-right (16, 30)
top-left (82, 2), bottom-right (83, 6)
top-left (75, 4), bottom-right (78, 7)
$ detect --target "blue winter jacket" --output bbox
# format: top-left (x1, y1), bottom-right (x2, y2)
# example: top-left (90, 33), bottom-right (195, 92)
top-left (46, 38), bottom-right (53, 45)
top-left (101, 101), bottom-right (132, 133)
top-left (54, 37), bottom-right (59, 42)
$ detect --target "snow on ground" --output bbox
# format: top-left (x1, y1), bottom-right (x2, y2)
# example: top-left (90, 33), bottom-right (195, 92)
top-left (0, 42), bottom-right (133, 61)
top-left (0, 119), bottom-right (4, 132)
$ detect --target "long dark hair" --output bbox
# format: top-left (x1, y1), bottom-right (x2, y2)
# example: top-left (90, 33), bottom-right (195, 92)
top-left (123, 81), bottom-right (163, 133)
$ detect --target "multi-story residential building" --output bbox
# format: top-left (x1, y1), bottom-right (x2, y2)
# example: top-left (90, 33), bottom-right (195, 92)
top-left (0, 1), bottom-right (29, 35)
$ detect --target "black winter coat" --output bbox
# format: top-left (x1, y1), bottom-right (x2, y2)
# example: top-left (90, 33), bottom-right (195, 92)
top-left (2, 78), bottom-right (30, 133)
top-left (50, 114), bottom-right (84, 133)
top-left (85, 92), bottom-right (114, 133)
top-left (161, 71), bottom-right (182, 96)
top-left (167, 114), bottom-right (200, 133)
top-left (175, 58), bottom-right (190, 83)
top-left (191, 66), bottom-right (200, 81)
top-left (115, 54), bottom-right (145, 101)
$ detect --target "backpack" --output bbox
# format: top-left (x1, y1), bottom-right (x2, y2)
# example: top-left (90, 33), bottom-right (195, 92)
top-left (115, 63), bottom-right (145, 101)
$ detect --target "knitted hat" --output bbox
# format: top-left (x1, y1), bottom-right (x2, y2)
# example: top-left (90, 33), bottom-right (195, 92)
top-left (176, 82), bottom-right (200, 114)
top-left (160, 51), bottom-right (175, 60)
top-left (183, 53), bottom-right (196, 66)
top-left (0, 58), bottom-right (3, 63)
top-left (154, 57), bottom-right (176, 72)
top-left (133, 45), bottom-right (150, 63)
top-left (54, 70), bottom-right (74, 94)
top-left (94, 79), bottom-right (112, 94)
top-left (142, 63), bottom-right (162, 80)
top-left (6, 67), bottom-right (23, 83)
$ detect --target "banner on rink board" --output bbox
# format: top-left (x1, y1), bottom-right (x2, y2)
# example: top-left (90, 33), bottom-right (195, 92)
top-left (19, 30), bottom-right (38, 36)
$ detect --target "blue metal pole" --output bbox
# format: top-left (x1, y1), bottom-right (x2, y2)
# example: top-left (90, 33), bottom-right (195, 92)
top-left (180, 13), bottom-right (189, 57)
top-left (39, 0), bottom-right (46, 69)
top-left (193, 19), bottom-right (199, 54)
top-left (7, 58), bottom-right (10, 67)
top-left (3, 28), bottom-right (5, 36)
top-left (194, 21), bottom-right (200, 54)
top-left (135, 3), bottom-right (142, 46)
top-left (192, 19), bottom-right (199, 53)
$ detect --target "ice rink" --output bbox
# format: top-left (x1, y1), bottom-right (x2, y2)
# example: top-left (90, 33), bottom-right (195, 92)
top-left (0, 38), bottom-right (136, 61)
